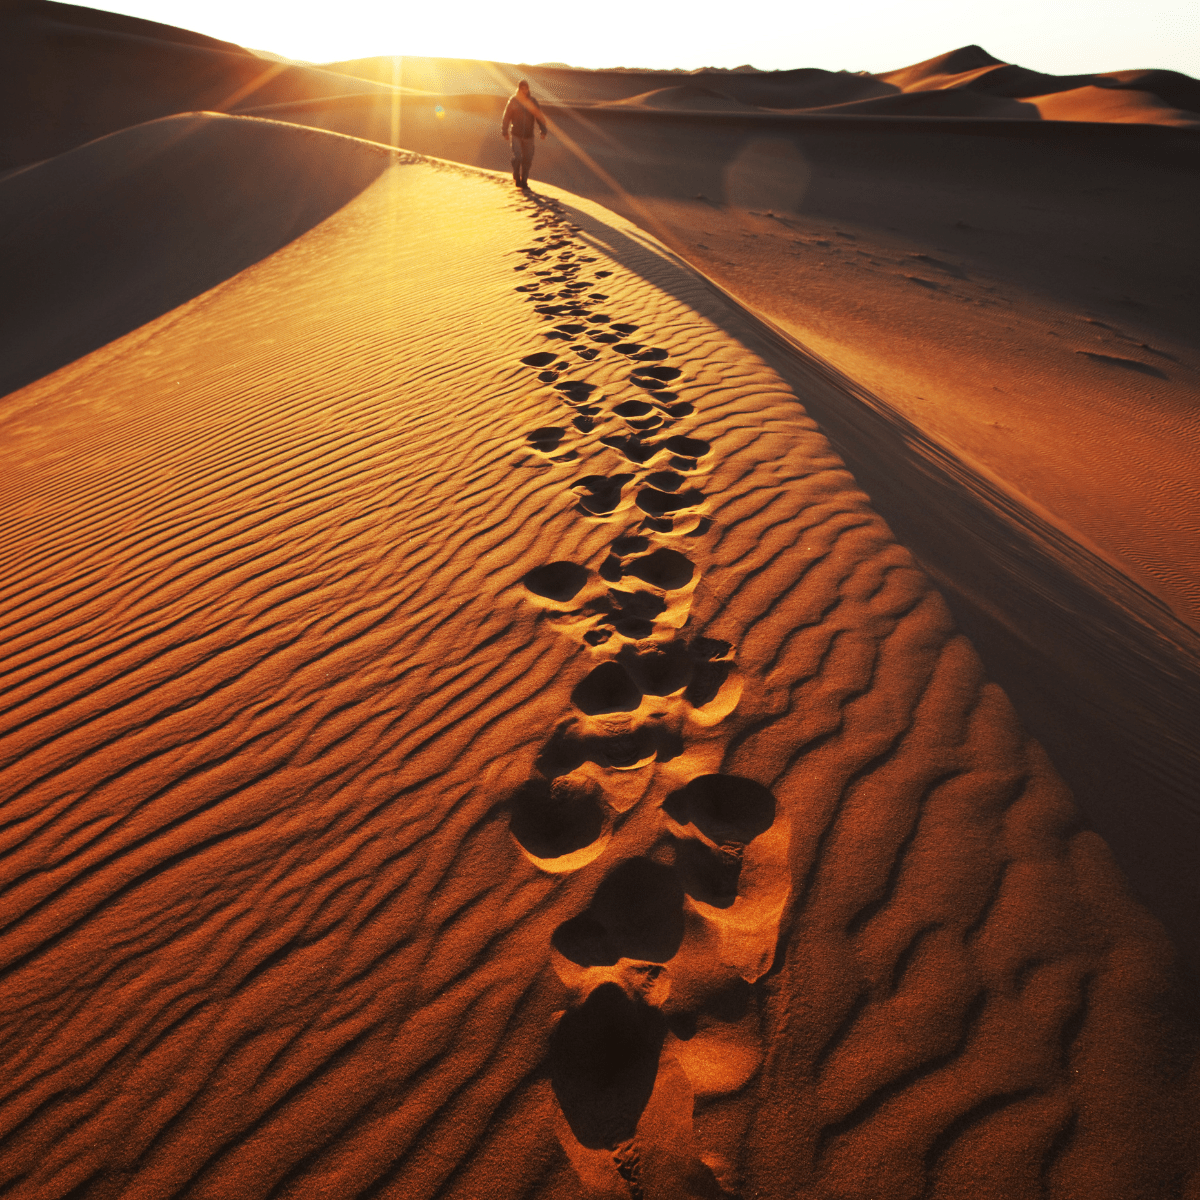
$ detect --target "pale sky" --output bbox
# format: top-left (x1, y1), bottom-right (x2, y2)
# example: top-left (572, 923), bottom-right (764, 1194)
top-left (91, 0), bottom-right (1199, 77)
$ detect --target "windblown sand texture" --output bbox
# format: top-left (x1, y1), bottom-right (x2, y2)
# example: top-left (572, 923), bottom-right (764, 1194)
top-left (1, 111), bottom-right (1197, 1199)
top-left (2, 5), bottom-right (1200, 1199)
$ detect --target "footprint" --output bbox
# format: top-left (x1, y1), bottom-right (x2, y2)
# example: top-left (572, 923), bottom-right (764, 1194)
top-left (526, 426), bottom-right (567, 453)
top-left (509, 773), bottom-right (609, 869)
top-left (557, 381), bottom-right (600, 404)
top-left (632, 348), bottom-right (669, 362)
top-left (573, 474), bottom-right (633, 516)
top-left (663, 435), bottom-right (710, 459)
top-left (624, 548), bottom-right (695, 590)
top-left (630, 366), bottom-right (682, 390)
top-left (600, 435), bottom-right (661, 465)
top-left (571, 661), bottom-right (642, 715)
top-left (644, 471), bottom-right (685, 492)
top-left (522, 351), bottom-right (559, 368)
top-left (663, 775), bottom-right (775, 888)
top-left (618, 640), bottom-right (695, 696)
top-left (555, 859), bottom-right (686, 968)
top-left (572, 415), bottom-right (596, 433)
top-left (549, 980), bottom-right (668, 1150)
top-left (636, 486), bottom-right (705, 516)
top-left (523, 561), bottom-right (590, 602)
top-left (611, 323), bottom-right (639, 334)
top-left (613, 400), bottom-right (655, 418)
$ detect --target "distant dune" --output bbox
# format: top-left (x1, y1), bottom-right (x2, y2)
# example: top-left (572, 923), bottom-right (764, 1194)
top-left (1, 4), bottom-right (1198, 1199)
top-left (321, 42), bottom-right (1200, 126)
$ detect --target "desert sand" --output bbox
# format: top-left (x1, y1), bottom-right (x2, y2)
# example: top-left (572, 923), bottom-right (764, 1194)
top-left (1, 4), bottom-right (1198, 1198)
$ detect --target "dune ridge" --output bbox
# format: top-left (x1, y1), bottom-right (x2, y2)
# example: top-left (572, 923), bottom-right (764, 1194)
top-left (210, 56), bottom-right (1200, 978)
top-left (0, 113), bottom-right (1196, 1197)
top-left (321, 43), bottom-right (1200, 126)
top-left (5, 2), bottom-right (1200, 180)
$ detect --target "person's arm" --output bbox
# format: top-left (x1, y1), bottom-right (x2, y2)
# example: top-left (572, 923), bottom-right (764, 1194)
top-left (501, 97), bottom-right (513, 137)
top-left (535, 102), bottom-right (548, 138)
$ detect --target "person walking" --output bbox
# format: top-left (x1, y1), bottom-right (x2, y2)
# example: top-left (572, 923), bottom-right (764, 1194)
top-left (501, 81), bottom-right (547, 189)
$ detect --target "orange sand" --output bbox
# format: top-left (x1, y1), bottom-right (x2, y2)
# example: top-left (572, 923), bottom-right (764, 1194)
top-left (1, 5), bottom-right (1198, 1199)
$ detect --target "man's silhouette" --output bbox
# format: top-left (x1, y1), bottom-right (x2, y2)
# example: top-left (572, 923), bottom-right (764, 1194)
top-left (501, 81), bottom-right (547, 189)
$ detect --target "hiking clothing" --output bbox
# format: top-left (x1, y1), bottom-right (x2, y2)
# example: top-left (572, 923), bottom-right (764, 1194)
top-left (511, 134), bottom-right (535, 186)
top-left (502, 93), bottom-right (547, 140)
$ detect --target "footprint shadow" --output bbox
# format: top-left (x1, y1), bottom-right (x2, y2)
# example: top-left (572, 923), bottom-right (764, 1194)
top-left (554, 858), bottom-right (687, 966)
top-left (523, 561), bottom-right (589, 602)
top-left (550, 981), bottom-right (667, 1150)
top-left (509, 774), bottom-right (608, 863)
top-left (664, 776), bottom-right (776, 906)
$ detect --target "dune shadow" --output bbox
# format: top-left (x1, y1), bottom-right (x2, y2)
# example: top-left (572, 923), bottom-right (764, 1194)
top-left (0, 113), bottom-right (391, 399)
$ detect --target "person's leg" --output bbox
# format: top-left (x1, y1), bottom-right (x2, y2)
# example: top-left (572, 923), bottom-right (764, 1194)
top-left (519, 136), bottom-right (534, 186)
top-left (510, 135), bottom-right (522, 185)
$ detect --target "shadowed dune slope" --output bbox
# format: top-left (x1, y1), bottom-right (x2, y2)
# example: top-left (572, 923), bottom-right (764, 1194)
top-left (0, 113), bottom-right (391, 398)
top-left (0, 120), bottom-right (1196, 1198)
top-left (0, 0), bottom-right (395, 169)
top-left (608, 86), bottom-right (761, 112)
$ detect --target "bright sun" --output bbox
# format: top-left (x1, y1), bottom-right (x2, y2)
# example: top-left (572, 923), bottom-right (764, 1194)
top-left (87, 0), bottom-right (1200, 77)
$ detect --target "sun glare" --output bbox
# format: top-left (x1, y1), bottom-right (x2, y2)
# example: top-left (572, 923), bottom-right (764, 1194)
top-left (86, 0), bottom-right (1200, 76)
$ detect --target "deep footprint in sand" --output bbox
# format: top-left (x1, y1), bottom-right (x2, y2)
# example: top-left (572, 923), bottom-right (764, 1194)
top-left (630, 365), bottom-right (682, 390)
top-left (574, 474), bottom-right (633, 517)
top-left (526, 426), bottom-right (567, 453)
top-left (637, 485), bottom-right (705, 516)
top-left (543, 777), bottom-right (783, 1192)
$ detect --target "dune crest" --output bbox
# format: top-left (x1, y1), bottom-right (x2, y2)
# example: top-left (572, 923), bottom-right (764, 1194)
top-left (0, 113), bottom-right (1196, 1197)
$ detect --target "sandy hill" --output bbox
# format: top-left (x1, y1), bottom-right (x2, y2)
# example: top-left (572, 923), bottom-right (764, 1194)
top-left (1, 6), bottom-right (1199, 1199)
top-left (0, 0), bottom-right (394, 169)
top-left (876, 44), bottom-right (1200, 127)
top-left (2, 107), bottom-right (1196, 1200)
top-left (321, 44), bottom-right (1200, 126)
top-left (608, 86), bottom-right (761, 112)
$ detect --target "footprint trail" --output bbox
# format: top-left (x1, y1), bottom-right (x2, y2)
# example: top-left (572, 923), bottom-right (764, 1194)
top-left (509, 196), bottom-right (783, 1197)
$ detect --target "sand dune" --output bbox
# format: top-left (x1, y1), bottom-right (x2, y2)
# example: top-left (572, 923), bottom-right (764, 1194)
top-left (0, 113), bottom-right (390, 397)
top-left (875, 45), bottom-right (1200, 128)
top-left (322, 43), bottom-right (1200, 127)
top-left (221, 63), bottom-right (1200, 977)
top-left (4, 3), bottom-right (1198, 180)
top-left (3, 4), bottom-right (1200, 1197)
top-left (1, 112), bottom-right (1196, 1198)
top-left (0, 0), bottom-right (394, 169)
top-left (608, 86), bottom-right (761, 112)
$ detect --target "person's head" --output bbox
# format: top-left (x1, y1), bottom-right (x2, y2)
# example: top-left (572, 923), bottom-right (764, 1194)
top-left (517, 80), bottom-right (530, 96)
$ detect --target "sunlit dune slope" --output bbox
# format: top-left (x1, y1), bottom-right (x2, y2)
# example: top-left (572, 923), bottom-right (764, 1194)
top-left (0, 113), bottom-right (1196, 1199)
top-left (234, 71), bottom-right (1200, 977)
